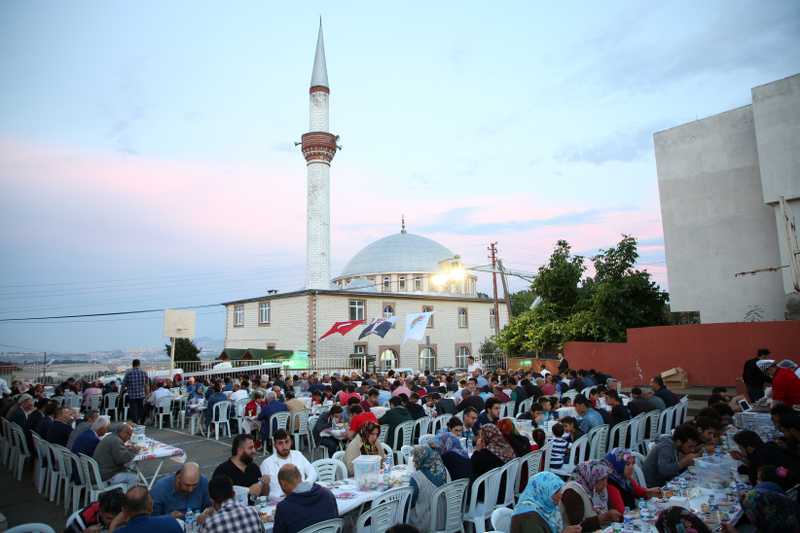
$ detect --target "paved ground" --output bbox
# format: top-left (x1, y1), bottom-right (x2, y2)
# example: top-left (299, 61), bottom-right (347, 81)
top-left (1, 425), bottom-right (273, 530)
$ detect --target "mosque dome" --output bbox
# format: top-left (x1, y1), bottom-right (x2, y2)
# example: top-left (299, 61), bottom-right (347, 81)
top-left (337, 232), bottom-right (455, 278)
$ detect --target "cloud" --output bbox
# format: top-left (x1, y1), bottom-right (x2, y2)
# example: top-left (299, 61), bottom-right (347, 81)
top-left (556, 121), bottom-right (670, 164)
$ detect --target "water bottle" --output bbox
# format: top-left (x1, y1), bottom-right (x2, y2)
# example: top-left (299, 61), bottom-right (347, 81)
top-left (708, 494), bottom-right (717, 511)
top-left (184, 510), bottom-right (195, 533)
top-left (384, 450), bottom-right (394, 469)
top-left (638, 499), bottom-right (648, 522)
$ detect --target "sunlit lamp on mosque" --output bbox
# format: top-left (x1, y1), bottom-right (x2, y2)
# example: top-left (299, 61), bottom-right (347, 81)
top-left (432, 256), bottom-right (467, 289)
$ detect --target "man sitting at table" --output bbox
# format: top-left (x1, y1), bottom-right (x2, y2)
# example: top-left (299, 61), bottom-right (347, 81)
top-left (378, 396), bottom-right (413, 449)
top-left (273, 464), bottom-right (337, 533)
top-left (643, 423), bottom-right (700, 487)
top-left (68, 409), bottom-right (99, 449)
top-left (150, 462), bottom-right (211, 518)
top-left (260, 429), bottom-right (318, 498)
top-left (71, 415), bottom-right (111, 457)
top-left (93, 422), bottom-right (140, 489)
top-left (46, 405), bottom-right (75, 447)
top-left (197, 475), bottom-right (264, 533)
top-left (605, 390), bottom-right (631, 427)
top-left (109, 485), bottom-right (183, 533)
top-left (213, 434), bottom-right (270, 500)
top-left (574, 394), bottom-right (604, 434)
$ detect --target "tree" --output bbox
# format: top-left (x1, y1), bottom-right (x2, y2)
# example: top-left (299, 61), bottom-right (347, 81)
top-left (510, 289), bottom-right (536, 316)
top-left (165, 338), bottom-right (201, 363)
top-left (479, 338), bottom-right (503, 368)
top-left (496, 235), bottom-right (668, 354)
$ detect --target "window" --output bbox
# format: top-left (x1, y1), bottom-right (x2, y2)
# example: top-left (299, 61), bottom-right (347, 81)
top-left (414, 275), bottom-right (423, 291)
top-left (349, 299), bottom-right (366, 321)
top-left (233, 304), bottom-right (244, 327)
top-left (258, 302), bottom-right (271, 325)
top-left (419, 347), bottom-right (437, 372)
top-left (490, 307), bottom-right (496, 329)
top-left (456, 345), bottom-right (470, 369)
top-left (383, 304), bottom-right (395, 319)
top-left (266, 343), bottom-right (276, 350)
top-left (398, 276), bottom-right (406, 291)
top-left (458, 307), bottom-right (468, 328)
top-left (380, 349), bottom-right (397, 370)
top-left (383, 276), bottom-right (391, 291)
top-left (353, 344), bottom-right (366, 356)
top-left (422, 305), bottom-right (434, 328)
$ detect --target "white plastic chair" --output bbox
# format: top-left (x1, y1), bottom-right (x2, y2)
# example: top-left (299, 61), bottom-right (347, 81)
top-left (609, 420), bottom-right (631, 450)
top-left (412, 416), bottom-right (432, 442)
top-left (399, 445), bottom-right (414, 465)
top-left (497, 458), bottom-right (521, 509)
top-left (463, 466), bottom-right (502, 533)
top-left (1, 418), bottom-right (12, 468)
top-left (500, 402), bottom-right (514, 419)
top-left (378, 424), bottom-right (390, 444)
top-left (156, 397), bottom-right (174, 429)
top-left (430, 478), bottom-right (469, 533)
top-left (356, 500), bottom-right (399, 533)
top-left (331, 450), bottom-right (346, 463)
top-left (103, 393), bottom-right (119, 420)
top-left (64, 449), bottom-right (88, 513)
top-left (5, 524), bottom-right (56, 533)
top-left (292, 410), bottom-right (311, 451)
top-left (31, 432), bottom-right (52, 496)
top-left (234, 398), bottom-right (249, 434)
top-left (431, 414), bottom-right (452, 434)
top-left (517, 447), bottom-right (545, 499)
top-left (373, 486), bottom-right (413, 524)
top-left (627, 414), bottom-right (646, 452)
top-left (586, 424), bottom-right (609, 459)
top-left (79, 453), bottom-right (126, 501)
top-left (643, 409), bottom-right (661, 442)
top-left (312, 459), bottom-right (347, 483)
top-left (632, 464), bottom-right (647, 487)
top-left (9, 422), bottom-right (30, 481)
top-left (88, 394), bottom-right (102, 412)
top-left (122, 393), bottom-right (129, 421)
top-left (490, 507), bottom-right (513, 533)
top-left (266, 412), bottom-right (291, 449)
top-left (211, 401), bottom-right (232, 440)
top-left (49, 444), bottom-right (74, 511)
top-left (298, 518), bottom-right (343, 533)
top-left (392, 421), bottom-right (415, 460)
top-left (551, 434), bottom-right (589, 477)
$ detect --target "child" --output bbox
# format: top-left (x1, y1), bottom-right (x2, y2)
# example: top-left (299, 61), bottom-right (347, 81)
top-left (549, 422), bottom-right (570, 469)
top-left (531, 428), bottom-right (547, 450)
top-left (423, 394), bottom-right (438, 418)
top-left (540, 397), bottom-right (556, 423)
top-left (560, 416), bottom-right (581, 441)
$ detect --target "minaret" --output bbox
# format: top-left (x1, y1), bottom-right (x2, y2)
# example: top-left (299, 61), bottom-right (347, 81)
top-left (301, 20), bottom-right (337, 290)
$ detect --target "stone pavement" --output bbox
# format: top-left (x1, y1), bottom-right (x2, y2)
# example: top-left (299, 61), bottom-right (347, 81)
top-left (1, 426), bottom-right (273, 530)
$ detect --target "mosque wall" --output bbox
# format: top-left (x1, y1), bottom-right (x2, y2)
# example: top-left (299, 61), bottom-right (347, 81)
top-left (223, 296), bottom-right (310, 352)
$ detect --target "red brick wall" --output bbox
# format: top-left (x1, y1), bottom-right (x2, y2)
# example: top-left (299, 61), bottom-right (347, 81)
top-left (563, 321), bottom-right (800, 388)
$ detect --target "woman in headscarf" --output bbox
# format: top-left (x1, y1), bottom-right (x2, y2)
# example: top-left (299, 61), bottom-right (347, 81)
top-left (435, 430), bottom-right (472, 481)
top-left (471, 424), bottom-right (515, 478)
top-left (562, 460), bottom-right (621, 531)
top-left (655, 506), bottom-right (711, 533)
top-left (726, 465), bottom-right (800, 533)
top-left (498, 418), bottom-right (534, 457)
top-left (511, 472), bottom-right (581, 533)
top-left (603, 448), bottom-right (661, 513)
top-left (344, 420), bottom-right (385, 475)
top-left (408, 445), bottom-right (449, 531)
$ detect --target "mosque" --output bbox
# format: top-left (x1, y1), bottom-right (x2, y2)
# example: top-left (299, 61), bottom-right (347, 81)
top-left (222, 23), bottom-right (507, 371)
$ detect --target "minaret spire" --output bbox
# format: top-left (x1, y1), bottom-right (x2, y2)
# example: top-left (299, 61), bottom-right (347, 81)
top-left (310, 18), bottom-right (329, 89)
top-left (401, 215), bottom-right (406, 234)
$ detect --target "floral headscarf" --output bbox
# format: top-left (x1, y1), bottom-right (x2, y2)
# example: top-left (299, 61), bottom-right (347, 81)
top-left (513, 472), bottom-right (564, 533)
top-left (571, 460), bottom-right (610, 514)
top-left (412, 444), bottom-right (447, 486)
top-left (481, 424), bottom-right (515, 463)
top-left (603, 447), bottom-right (633, 493)
top-left (359, 422), bottom-right (380, 456)
top-left (436, 431), bottom-right (468, 459)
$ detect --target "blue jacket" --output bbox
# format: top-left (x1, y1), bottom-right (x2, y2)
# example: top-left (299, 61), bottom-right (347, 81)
top-left (71, 430), bottom-right (100, 458)
top-left (114, 514), bottom-right (183, 533)
top-left (578, 408), bottom-right (604, 434)
top-left (150, 473), bottom-right (210, 515)
top-left (258, 400), bottom-right (288, 440)
top-left (273, 483), bottom-right (338, 533)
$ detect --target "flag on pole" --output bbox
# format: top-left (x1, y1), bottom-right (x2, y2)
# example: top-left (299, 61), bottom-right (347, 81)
top-left (319, 319), bottom-right (364, 341)
top-left (402, 312), bottom-right (433, 344)
top-left (358, 317), bottom-right (397, 339)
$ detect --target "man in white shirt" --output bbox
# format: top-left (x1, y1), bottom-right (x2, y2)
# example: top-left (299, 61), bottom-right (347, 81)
top-left (467, 356), bottom-right (482, 375)
top-left (260, 429), bottom-right (317, 498)
top-left (149, 382), bottom-right (174, 405)
top-left (229, 383), bottom-right (249, 403)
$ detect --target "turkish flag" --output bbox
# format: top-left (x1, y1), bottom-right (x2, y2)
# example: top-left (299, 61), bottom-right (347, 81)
top-left (319, 319), bottom-right (365, 341)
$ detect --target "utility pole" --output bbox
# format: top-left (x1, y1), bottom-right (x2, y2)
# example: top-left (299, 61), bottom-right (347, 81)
top-left (498, 259), bottom-right (513, 320)
top-left (488, 242), bottom-right (501, 334)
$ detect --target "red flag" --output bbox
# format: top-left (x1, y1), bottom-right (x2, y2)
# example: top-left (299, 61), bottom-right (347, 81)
top-left (319, 319), bottom-right (365, 341)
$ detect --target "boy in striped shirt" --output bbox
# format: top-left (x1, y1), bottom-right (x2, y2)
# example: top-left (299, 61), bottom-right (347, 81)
top-left (548, 422), bottom-right (570, 469)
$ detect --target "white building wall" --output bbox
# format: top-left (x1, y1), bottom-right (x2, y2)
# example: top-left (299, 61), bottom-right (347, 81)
top-left (306, 161), bottom-right (331, 290)
top-left (224, 296), bottom-right (310, 351)
top-left (751, 74), bottom-right (800, 294)
top-left (654, 105), bottom-right (786, 323)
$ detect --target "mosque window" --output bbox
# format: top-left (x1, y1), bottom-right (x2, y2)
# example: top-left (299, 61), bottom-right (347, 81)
top-left (233, 304), bottom-right (244, 327)
top-left (458, 308), bottom-right (468, 328)
top-left (398, 276), bottom-right (406, 291)
top-left (349, 299), bottom-right (365, 321)
top-left (414, 275), bottom-right (423, 291)
top-left (489, 308), bottom-right (496, 329)
top-left (258, 302), bottom-right (271, 325)
top-left (383, 303), bottom-right (395, 319)
top-left (456, 345), bottom-right (470, 368)
top-left (383, 276), bottom-right (391, 291)
top-left (419, 346), bottom-right (437, 372)
top-left (422, 305), bottom-right (434, 328)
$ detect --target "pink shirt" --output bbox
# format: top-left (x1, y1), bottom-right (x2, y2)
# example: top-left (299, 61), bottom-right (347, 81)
top-left (392, 386), bottom-right (412, 398)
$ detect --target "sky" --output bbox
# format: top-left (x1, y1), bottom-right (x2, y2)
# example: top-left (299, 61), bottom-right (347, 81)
top-left (1, 1), bottom-right (799, 353)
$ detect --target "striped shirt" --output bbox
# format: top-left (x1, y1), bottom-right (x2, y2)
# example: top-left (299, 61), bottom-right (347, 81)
top-left (549, 437), bottom-right (569, 468)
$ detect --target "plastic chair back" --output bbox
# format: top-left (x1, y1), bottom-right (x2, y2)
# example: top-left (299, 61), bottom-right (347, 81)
top-left (356, 500), bottom-right (399, 533)
top-left (5, 524), bottom-right (57, 533)
top-left (312, 458), bottom-right (347, 483)
top-left (490, 507), bottom-right (513, 533)
top-left (430, 478), bottom-right (469, 533)
top-left (297, 518), bottom-right (343, 533)
top-left (212, 401), bottom-right (231, 422)
top-left (373, 486), bottom-right (413, 524)
top-left (378, 424), bottom-right (389, 444)
top-left (393, 421), bottom-right (414, 451)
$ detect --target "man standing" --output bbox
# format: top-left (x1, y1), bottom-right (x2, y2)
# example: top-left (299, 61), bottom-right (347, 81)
top-left (150, 462), bottom-right (211, 518)
top-left (213, 435), bottom-right (270, 500)
top-left (273, 464), bottom-right (337, 533)
top-left (742, 348), bottom-right (771, 402)
top-left (198, 475), bottom-right (265, 533)
top-left (72, 415), bottom-right (111, 457)
top-left (260, 430), bottom-right (317, 498)
top-left (93, 422), bottom-right (140, 489)
top-left (109, 486), bottom-right (183, 533)
top-left (122, 359), bottom-right (148, 425)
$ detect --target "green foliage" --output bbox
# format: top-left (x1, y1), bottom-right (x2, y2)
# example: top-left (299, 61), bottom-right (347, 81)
top-left (510, 289), bottom-right (536, 316)
top-left (479, 337), bottom-right (503, 367)
top-left (496, 235), bottom-right (668, 354)
top-left (165, 338), bottom-right (201, 362)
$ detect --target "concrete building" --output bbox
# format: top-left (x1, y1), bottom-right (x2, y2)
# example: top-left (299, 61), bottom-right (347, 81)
top-left (655, 74), bottom-right (800, 323)
top-left (222, 23), bottom-right (507, 370)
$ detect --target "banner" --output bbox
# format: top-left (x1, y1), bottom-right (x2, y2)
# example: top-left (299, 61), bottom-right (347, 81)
top-left (319, 319), bottom-right (365, 341)
top-left (402, 312), bottom-right (433, 344)
top-left (358, 317), bottom-right (397, 339)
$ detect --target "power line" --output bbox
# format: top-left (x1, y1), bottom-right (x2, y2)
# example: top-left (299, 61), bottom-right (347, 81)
top-left (0, 303), bottom-right (220, 323)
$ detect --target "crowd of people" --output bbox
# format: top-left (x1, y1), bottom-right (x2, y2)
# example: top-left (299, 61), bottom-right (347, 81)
top-left (2, 349), bottom-right (800, 532)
